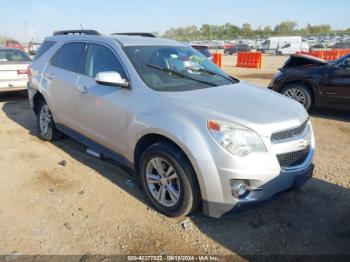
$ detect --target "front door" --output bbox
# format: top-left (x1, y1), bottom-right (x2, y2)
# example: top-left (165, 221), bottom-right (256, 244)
top-left (75, 43), bottom-right (132, 157)
top-left (325, 57), bottom-right (350, 105)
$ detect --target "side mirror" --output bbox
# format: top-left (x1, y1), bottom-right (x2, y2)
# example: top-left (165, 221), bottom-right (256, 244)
top-left (95, 71), bottom-right (130, 88)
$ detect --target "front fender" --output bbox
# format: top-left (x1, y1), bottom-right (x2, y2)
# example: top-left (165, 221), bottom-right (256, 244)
top-left (128, 109), bottom-right (225, 201)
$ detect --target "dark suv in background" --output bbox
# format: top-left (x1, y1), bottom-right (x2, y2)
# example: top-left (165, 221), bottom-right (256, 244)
top-left (268, 53), bottom-right (350, 111)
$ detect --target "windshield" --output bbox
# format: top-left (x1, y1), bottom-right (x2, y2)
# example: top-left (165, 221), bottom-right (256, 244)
top-left (124, 45), bottom-right (236, 92)
top-left (332, 53), bottom-right (350, 66)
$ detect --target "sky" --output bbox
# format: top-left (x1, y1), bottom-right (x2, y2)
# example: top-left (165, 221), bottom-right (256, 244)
top-left (0, 0), bottom-right (349, 41)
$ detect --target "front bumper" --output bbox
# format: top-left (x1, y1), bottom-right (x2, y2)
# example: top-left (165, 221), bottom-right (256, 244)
top-left (203, 162), bottom-right (314, 217)
top-left (203, 163), bottom-right (314, 217)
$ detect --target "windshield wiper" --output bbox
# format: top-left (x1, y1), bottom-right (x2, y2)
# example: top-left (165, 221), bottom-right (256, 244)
top-left (186, 66), bottom-right (239, 84)
top-left (147, 63), bottom-right (217, 87)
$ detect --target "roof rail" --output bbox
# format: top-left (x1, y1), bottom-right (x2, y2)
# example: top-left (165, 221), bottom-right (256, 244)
top-left (112, 32), bottom-right (156, 38)
top-left (53, 30), bottom-right (101, 36)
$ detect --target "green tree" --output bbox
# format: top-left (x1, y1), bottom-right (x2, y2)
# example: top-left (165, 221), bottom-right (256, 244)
top-left (274, 21), bottom-right (297, 35)
top-left (263, 26), bottom-right (273, 36)
top-left (200, 24), bottom-right (212, 40)
top-left (241, 23), bottom-right (252, 37)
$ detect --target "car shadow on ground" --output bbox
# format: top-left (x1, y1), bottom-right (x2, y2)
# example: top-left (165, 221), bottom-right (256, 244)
top-left (1, 94), bottom-right (350, 256)
top-left (309, 107), bottom-right (350, 123)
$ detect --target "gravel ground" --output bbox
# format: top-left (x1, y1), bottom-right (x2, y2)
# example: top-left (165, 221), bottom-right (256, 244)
top-left (0, 55), bottom-right (349, 258)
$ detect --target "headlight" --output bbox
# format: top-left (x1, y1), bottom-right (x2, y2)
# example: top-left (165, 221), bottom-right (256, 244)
top-left (208, 120), bottom-right (266, 157)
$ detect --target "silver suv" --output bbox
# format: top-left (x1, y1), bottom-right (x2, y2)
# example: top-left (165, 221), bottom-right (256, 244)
top-left (28, 30), bottom-right (315, 218)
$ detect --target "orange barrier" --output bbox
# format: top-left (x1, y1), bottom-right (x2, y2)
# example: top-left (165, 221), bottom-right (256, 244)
top-left (336, 49), bottom-right (350, 57)
top-left (236, 52), bottom-right (262, 68)
top-left (322, 50), bottom-right (339, 61)
top-left (309, 50), bottom-right (324, 59)
top-left (212, 53), bottom-right (222, 67)
top-left (298, 49), bottom-right (350, 61)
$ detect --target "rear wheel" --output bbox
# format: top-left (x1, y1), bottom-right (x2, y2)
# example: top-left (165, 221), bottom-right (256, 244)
top-left (36, 100), bottom-right (62, 141)
top-left (281, 84), bottom-right (313, 111)
top-left (139, 142), bottom-right (200, 217)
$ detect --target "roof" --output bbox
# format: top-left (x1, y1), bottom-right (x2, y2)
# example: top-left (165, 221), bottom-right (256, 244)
top-left (110, 35), bottom-right (184, 46)
top-left (46, 34), bottom-right (185, 47)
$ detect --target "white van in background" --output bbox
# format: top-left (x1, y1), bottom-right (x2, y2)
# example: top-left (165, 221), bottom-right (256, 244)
top-left (258, 36), bottom-right (309, 55)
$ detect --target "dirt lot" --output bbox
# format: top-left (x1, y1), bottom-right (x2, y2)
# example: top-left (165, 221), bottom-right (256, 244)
top-left (0, 55), bottom-right (349, 258)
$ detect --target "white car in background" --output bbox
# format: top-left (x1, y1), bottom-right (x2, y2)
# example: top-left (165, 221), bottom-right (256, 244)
top-left (0, 48), bottom-right (31, 93)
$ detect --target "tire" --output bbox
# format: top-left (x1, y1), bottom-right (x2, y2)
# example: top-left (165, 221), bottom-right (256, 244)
top-left (36, 100), bottom-right (63, 141)
top-left (139, 141), bottom-right (201, 217)
top-left (281, 84), bottom-right (313, 111)
top-left (276, 51), bottom-right (283, 56)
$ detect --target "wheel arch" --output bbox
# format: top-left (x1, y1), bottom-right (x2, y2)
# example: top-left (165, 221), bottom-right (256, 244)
top-left (32, 91), bottom-right (46, 115)
top-left (134, 133), bottom-right (193, 175)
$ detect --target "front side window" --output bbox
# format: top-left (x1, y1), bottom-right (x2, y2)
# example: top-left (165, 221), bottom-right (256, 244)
top-left (124, 45), bottom-right (235, 92)
top-left (332, 54), bottom-right (350, 67)
top-left (262, 40), bottom-right (270, 49)
top-left (84, 43), bottom-right (127, 79)
top-left (50, 42), bottom-right (86, 73)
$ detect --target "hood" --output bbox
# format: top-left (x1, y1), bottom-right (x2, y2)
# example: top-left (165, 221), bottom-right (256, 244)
top-left (161, 82), bottom-right (308, 137)
top-left (282, 54), bottom-right (327, 69)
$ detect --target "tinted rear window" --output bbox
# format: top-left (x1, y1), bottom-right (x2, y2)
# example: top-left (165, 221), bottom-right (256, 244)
top-left (33, 41), bottom-right (56, 61)
top-left (0, 49), bottom-right (31, 62)
top-left (50, 42), bottom-right (86, 73)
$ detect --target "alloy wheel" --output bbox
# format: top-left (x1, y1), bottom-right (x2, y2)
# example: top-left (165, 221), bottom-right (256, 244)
top-left (39, 105), bottom-right (52, 135)
top-left (283, 88), bottom-right (306, 105)
top-left (145, 157), bottom-right (181, 207)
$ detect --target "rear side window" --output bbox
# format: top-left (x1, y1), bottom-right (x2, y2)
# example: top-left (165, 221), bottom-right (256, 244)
top-left (50, 42), bottom-right (86, 73)
top-left (33, 41), bottom-right (56, 61)
top-left (0, 49), bottom-right (31, 62)
top-left (84, 43), bottom-right (126, 78)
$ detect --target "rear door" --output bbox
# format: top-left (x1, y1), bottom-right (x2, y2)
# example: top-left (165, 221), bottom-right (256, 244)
top-left (324, 56), bottom-right (350, 105)
top-left (75, 42), bottom-right (131, 156)
top-left (43, 42), bottom-right (86, 129)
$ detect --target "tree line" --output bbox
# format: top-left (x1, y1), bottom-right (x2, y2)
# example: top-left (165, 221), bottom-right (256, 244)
top-left (162, 21), bottom-right (350, 41)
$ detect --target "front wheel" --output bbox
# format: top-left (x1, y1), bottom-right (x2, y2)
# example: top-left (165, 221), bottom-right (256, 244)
top-left (36, 100), bottom-right (63, 141)
top-left (281, 84), bottom-right (313, 111)
top-left (139, 142), bottom-right (200, 217)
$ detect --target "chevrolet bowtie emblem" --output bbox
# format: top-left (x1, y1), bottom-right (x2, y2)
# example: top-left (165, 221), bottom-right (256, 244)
top-left (298, 139), bottom-right (311, 149)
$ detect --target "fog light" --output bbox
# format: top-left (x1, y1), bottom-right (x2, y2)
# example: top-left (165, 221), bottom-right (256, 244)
top-left (230, 180), bottom-right (250, 198)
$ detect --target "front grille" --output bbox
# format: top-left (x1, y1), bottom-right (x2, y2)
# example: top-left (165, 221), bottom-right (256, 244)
top-left (271, 121), bottom-right (308, 143)
top-left (277, 146), bottom-right (310, 168)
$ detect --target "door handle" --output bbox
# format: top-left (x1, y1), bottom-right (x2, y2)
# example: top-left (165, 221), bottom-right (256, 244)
top-left (77, 85), bottom-right (88, 93)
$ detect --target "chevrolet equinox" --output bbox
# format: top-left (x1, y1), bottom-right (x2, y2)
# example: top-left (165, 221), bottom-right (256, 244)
top-left (28, 30), bottom-right (315, 218)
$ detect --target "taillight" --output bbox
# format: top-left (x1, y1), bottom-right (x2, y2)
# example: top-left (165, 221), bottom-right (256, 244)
top-left (17, 69), bottom-right (29, 75)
